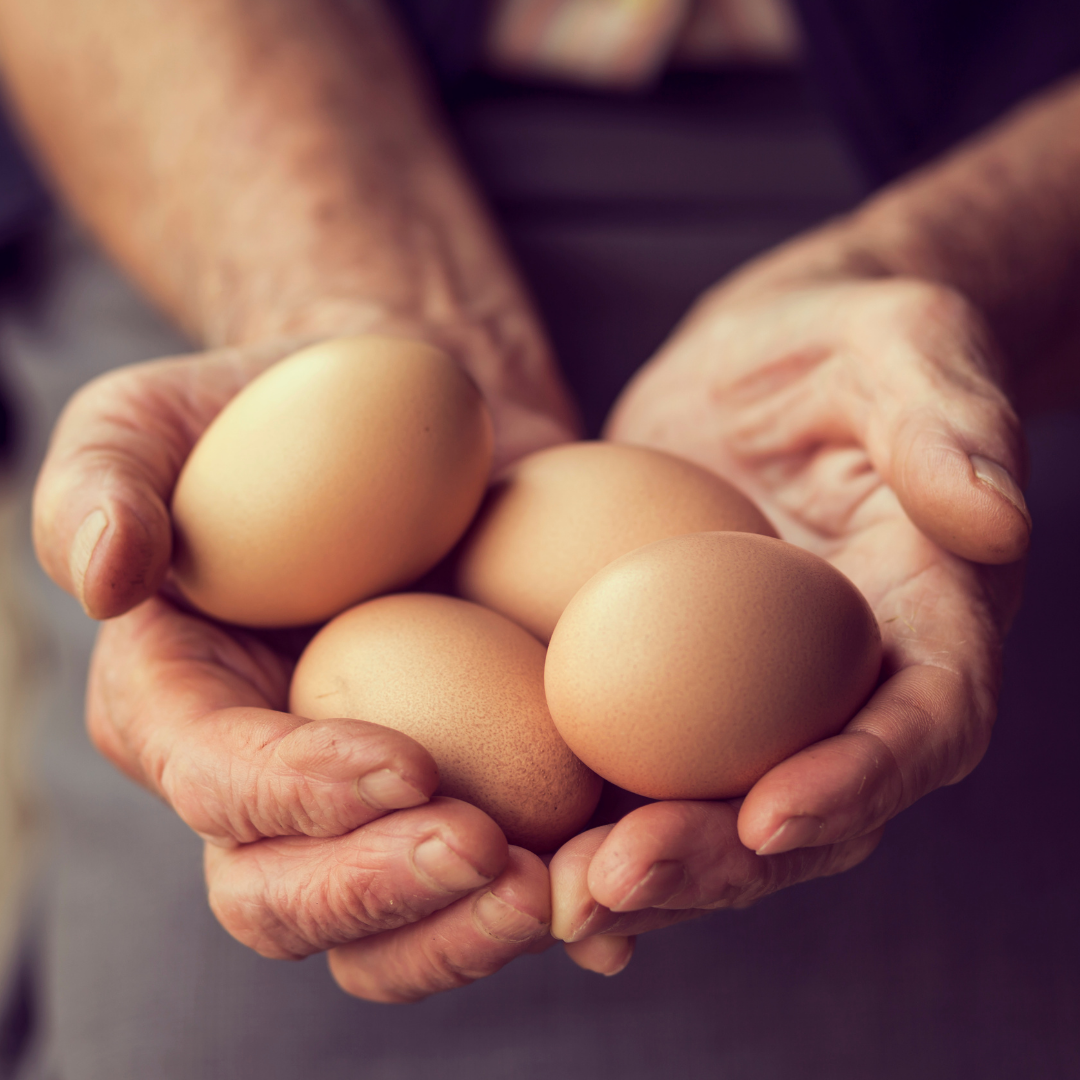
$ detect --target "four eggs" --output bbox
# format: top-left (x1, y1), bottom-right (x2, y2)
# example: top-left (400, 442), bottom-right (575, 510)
top-left (171, 336), bottom-right (882, 852)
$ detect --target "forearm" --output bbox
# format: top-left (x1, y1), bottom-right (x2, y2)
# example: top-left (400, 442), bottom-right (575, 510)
top-left (731, 74), bottom-right (1080, 380)
top-left (0, 0), bottom-right (537, 355)
top-left (854, 76), bottom-right (1080, 361)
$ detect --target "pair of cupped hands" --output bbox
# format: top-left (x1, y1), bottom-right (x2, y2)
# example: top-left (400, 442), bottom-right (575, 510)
top-left (32, 226), bottom-right (1030, 1004)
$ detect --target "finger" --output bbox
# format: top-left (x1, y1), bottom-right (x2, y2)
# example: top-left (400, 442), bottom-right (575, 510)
top-left (563, 935), bottom-right (635, 976)
top-left (549, 825), bottom-right (612, 942)
top-left (206, 797), bottom-right (509, 961)
top-left (886, 408), bottom-right (1029, 565)
top-left (739, 663), bottom-right (984, 855)
top-left (587, 801), bottom-right (878, 914)
top-left (327, 846), bottom-right (549, 1003)
top-left (88, 597), bottom-right (439, 844)
top-left (852, 284), bottom-right (1030, 564)
top-left (551, 806), bottom-right (878, 943)
top-left (32, 342), bottom-right (292, 617)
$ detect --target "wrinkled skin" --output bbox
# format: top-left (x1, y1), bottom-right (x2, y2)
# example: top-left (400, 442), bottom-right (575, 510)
top-left (45, 337), bottom-right (568, 1003)
top-left (43, 250), bottom-right (1028, 994)
top-left (554, 260), bottom-right (1027, 973)
top-left (16, 0), bottom-right (1070, 1002)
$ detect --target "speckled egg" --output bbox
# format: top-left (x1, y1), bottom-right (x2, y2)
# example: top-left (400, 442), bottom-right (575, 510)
top-left (544, 531), bottom-right (881, 800)
top-left (290, 592), bottom-right (602, 852)
top-left (171, 336), bottom-right (493, 627)
top-left (455, 441), bottom-right (775, 642)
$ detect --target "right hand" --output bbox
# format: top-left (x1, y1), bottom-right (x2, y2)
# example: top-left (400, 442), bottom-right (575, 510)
top-left (34, 335), bottom-right (576, 1001)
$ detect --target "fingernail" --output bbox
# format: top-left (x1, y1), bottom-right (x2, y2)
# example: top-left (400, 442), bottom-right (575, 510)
top-left (756, 815), bottom-right (825, 856)
top-left (609, 860), bottom-right (687, 913)
top-left (355, 769), bottom-right (428, 812)
top-left (601, 949), bottom-right (633, 976)
top-left (970, 455), bottom-right (1031, 530)
top-left (474, 891), bottom-right (546, 943)
top-left (594, 935), bottom-right (635, 976)
top-left (412, 837), bottom-right (492, 893)
top-left (563, 902), bottom-right (608, 944)
top-left (70, 509), bottom-right (108, 611)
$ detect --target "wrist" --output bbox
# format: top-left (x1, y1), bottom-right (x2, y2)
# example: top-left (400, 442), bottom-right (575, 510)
top-left (229, 294), bottom-right (580, 464)
top-left (717, 76), bottom-right (1080, 376)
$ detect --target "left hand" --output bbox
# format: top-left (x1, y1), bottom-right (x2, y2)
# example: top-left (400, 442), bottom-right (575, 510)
top-left (550, 245), bottom-right (1029, 976)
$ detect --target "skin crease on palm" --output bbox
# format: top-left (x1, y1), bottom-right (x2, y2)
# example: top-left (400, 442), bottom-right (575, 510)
top-left (4, 0), bottom-right (1079, 1000)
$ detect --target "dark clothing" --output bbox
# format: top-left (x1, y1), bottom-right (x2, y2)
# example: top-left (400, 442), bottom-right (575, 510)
top-left (0, 114), bottom-right (46, 247)
top-left (795, 0), bottom-right (1080, 181)
top-left (390, 0), bottom-right (1080, 181)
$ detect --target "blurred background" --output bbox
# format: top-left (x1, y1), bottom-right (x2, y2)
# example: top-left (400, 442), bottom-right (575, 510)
top-left (0, 252), bottom-right (35, 981)
top-left (0, 1), bottom-right (1079, 1077)
top-left (0, 466), bottom-right (30, 973)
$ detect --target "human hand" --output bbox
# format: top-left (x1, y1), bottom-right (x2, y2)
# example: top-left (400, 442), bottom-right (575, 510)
top-left (33, 334), bottom-right (574, 1000)
top-left (551, 243), bottom-right (1029, 974)
top-left (33, 333), bottom-right (577, 621)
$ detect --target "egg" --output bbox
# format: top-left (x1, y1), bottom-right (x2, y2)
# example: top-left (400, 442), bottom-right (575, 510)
top-left (171, 337), bottom-right (493, 627)
top-left (455, 441), bottom-right (776, 642)
top-left (289, 593), bottom-right (602, 852)
top-left (544, 532), bottom-right (882, 800)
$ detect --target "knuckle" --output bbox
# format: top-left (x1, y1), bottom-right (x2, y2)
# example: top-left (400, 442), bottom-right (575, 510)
top-left (295, 849), bottom-right (439, 947)
top-left (730, 853), bottom-right (795, 907)
top-left (275, 719), bottom-right (351, 775)
top-left (388, 936), bottom-right (502, 1002)
top-left (160, 716), bottom-right (299, 843)
top-left (336, 865), bottom-right (437, 935)
top-left (329, 954), bottom-right (422, 1005)
top-left (871, 277), bottom-right (979, 334)
top-left (693, 847), bottom-right (773, 911)
top-left (206, 860), bottom-right (311, 960)
top-left (856, 665), bottom-right (992, 817)
top-left (329, 929), bottom-right (504, 1005)
top-left (849, 709), bottom-right (920, 817)
top-left (162, 762), bottom-right (237, 839)
top-left (208, 845), bottom-right (400, 959)
top-left (265, 860), bottom-right (359, 948)
top-left (328, 960), bottom-right (392, 1003)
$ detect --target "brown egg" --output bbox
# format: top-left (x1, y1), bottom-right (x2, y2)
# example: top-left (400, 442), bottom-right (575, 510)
top-left (544, 532), bottom-right (881, 800)
top-left (289, 593), bottom-right (602, 852)
top-left (455, 441), bottom-right (776, 642)
top-left (171, 337), bottom-right (493, 627)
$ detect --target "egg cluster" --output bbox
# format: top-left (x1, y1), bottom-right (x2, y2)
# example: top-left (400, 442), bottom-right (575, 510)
top-left (171, 337), bottom-right (881, 853)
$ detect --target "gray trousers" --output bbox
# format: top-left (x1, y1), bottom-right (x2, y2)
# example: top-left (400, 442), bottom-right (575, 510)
top-left (1, 69), bottom-right (1079, 1079)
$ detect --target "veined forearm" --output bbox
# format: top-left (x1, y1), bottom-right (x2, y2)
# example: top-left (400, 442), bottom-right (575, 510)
top-left (849, 73), bottom-right (1080, 364)
top-left (726, 73), bottom-right (1080, 378)
top-left (0, 0), bottom-right (533, 352)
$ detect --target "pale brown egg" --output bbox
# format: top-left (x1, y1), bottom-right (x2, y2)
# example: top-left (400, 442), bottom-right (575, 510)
top-left (455, 441), bottom-right (776, 642)
top-left (171, 337), bottom-right (493, 627)
top-left (544, 532), bottom-right (882, 800)
top-left (289, 593), bottom-right (602, 852)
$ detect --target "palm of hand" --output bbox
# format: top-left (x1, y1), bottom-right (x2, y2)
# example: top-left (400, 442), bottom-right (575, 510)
top-left (550, 277), bottom-right (1027, 967)
top-left (609, 278), bottom-right (1021, 693)
top-left (43, 336), bottom-right (559, 1001)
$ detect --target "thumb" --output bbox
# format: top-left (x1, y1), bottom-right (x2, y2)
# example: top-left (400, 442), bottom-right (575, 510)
top-left (33, 342), bottom-right (294, 618)
top-left (835, 279), bottom-right (1032, 566)
top-left (882, 405), bottom-right (1030, 565)
top-left (33, 377), bottom-right (180, 619)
